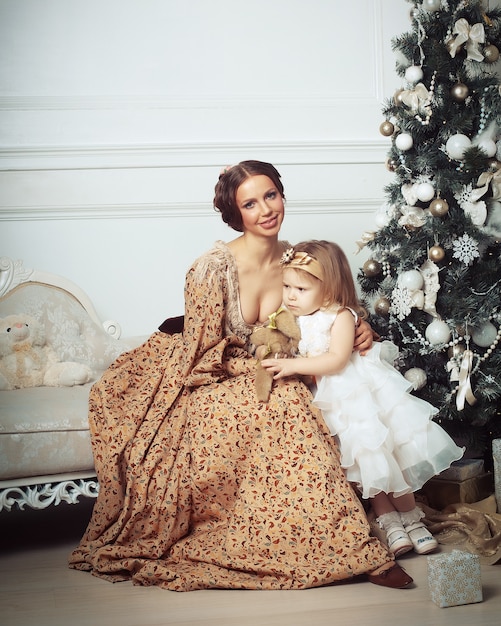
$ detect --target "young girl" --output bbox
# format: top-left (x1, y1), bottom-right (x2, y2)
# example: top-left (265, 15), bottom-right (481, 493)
top-left (261, 240), bottom-right (464, 558)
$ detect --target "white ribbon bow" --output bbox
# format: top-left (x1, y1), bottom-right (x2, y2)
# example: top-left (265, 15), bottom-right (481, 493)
top-left (398, 206), bottom-right (428, 229)
top-left (400, 83), bottom-right (431, 114)
top-left (447, 358), bottom-right (460, 382)
top-left (463, 200), bottom-right (487, 226)
top-left (355, 230), bottom-right (375, 253)
top-left (401, 183), bottom-right (419, 207)
top-left (410, 289), bottom-right (424, 309)
top-left (477, 168), bottom-right (501, 201)
top-left (449, 19), bottom-right (485, 62)
top-left (420, 259), bottom-right (440, 318)
top-left (456, 349), bottom-right (477, 411)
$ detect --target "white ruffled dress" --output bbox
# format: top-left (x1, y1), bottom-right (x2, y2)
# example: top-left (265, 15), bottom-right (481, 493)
top-left (297, 309), bottom-right (464, 500)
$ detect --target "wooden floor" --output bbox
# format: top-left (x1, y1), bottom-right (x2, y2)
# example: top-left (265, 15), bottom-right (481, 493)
top-left (1, 498), bottom-right (500, 626)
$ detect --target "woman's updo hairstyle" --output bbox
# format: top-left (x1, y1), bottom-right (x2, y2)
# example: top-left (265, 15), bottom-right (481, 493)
top-left (213, 160), bottom-right (285, 232)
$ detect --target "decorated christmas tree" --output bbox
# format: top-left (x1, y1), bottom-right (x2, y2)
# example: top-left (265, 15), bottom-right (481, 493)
top-left (357, 0), bottom-right (501, 462)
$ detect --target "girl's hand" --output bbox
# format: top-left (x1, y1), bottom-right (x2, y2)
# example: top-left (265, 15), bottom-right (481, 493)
top-left (260, 357), bottom-right (296, 380)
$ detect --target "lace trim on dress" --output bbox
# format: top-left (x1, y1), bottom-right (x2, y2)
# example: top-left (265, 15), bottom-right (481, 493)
top-left (191, 240), bottom-right (290, 348)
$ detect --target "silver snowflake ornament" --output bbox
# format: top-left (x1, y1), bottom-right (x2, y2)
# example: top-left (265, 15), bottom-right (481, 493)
top-left (452, 234), bottom-right (480, 265)
top-left (391, 285), bottom-right (412, 321)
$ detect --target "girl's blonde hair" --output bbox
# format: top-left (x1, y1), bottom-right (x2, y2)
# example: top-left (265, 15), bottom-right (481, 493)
top-left (292, 240), bottom-right (367, 319)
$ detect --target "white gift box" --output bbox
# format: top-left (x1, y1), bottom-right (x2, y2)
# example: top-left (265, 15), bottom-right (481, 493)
top-left (427, 550), bottom-right (483, 608)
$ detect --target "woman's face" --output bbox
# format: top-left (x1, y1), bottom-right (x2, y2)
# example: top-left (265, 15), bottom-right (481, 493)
top-left (235, 175), bottom-right (284, 236)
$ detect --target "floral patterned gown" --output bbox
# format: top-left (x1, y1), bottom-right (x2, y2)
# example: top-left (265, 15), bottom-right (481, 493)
top-left (68, 241), bottom-right (392, 591)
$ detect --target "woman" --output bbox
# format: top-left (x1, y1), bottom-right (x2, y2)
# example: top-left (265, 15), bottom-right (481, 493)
top-left (69, 160), bottom-right (411, 590)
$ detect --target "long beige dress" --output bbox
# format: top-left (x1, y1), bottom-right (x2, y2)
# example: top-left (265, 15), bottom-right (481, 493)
top-left (69, 241), bottom-right (392, 591)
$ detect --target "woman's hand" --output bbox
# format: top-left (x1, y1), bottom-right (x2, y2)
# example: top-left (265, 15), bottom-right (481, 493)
top-left (354, 319), bottom-right (375, 355)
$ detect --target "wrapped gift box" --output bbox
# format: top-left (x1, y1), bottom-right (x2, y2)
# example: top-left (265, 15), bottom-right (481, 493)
top-left (428, 550), bottom-right (483, 608)
top-left (493, 439), bottom-right (501, 513)
top-left (420, 472), bottom-right (494, 510)
top-left (436, 458), bottom-right (484, 482)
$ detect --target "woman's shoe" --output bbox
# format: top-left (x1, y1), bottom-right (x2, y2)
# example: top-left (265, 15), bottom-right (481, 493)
top-left (368, 562), bottom-right (414, 588)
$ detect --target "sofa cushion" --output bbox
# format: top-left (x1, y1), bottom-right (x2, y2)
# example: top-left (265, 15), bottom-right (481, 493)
top-left (0, 383), bottom-right (95, 480)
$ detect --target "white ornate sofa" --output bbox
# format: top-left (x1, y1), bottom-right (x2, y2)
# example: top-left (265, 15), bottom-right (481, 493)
top-left (0, 257), bottom-right (146, 512)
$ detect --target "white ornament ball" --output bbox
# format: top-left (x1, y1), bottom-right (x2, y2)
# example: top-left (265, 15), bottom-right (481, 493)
top-left (375, 203), bottom-right (397, 229)
top-left (425, 319), bottom-right (451, 345)
top-left (446, 134), bottom-right (471, 160)
top-left (404, 367), bottom-right (427, 391)
top-left (375, 211), bottom-right (389, 229)
top-left (405, 65), bottom-right (424, 84)
top-left (416, 182), bottom-right (435, 202)
top-left (395, 133), bottom-right (413, 151)
top-left (477, 138), bottom-right (497, 158)
top-left (399, 269), bottom-right (424, 291)
top-left (471, 322), bottom-right (498, 347)
top-left (422, 0), bottom-right (442, 11)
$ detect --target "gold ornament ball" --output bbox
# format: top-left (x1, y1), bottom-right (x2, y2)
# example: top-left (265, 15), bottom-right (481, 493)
top-left (428, 245), bottom-right (445, 262)
top-left (374, 296), bottom-right (391, 317)
top-left (451, 82), bottom-right (469, 102)
top-left (487, 158), bottom-right (501, 172)
top-left (429, 198), bottom-right (449, 217)
top-left (363, 259), bottom-right (382, 277)
top-left (385, 157), bottom-right (398, 172)
top-left (379, 120), bottom-right (395, 137)
top-left (448, 343), bottom-right (465, 359)
top-left (484, 44), bottom-right (500, 63)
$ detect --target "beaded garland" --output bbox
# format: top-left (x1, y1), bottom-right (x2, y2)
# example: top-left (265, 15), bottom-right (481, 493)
top-left (416, 71), bottom-right (436, 126)
top-left (478, 85), bottom-right (497, 135)
top-left (407, 313), bottom-right (501, 353)
top-left (405, 312), bottom-right (501, 400)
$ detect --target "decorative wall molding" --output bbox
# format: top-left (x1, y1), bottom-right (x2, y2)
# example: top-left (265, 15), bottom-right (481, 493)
top-left (0, 140), bottom-right (388, 171)
top-left (0, 93), bottom-right (382, 111)
top-left (0, 198), bottom-right (382, 222)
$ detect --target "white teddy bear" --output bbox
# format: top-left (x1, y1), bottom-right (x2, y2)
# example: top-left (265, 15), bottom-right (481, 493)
top-left (0, 313), bottom-right (94, 390)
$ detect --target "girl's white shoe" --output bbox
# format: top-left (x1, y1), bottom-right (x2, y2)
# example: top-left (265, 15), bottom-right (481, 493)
top-left (404, 521), bottom-right (438, 554)
top-left (399, 507), bottom-right (438, 555)
top-left (376, 511), bottom-right (413, 557)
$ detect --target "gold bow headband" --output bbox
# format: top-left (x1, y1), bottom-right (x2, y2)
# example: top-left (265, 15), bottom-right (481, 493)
top-left (280, 248), bottom-right (324, 281)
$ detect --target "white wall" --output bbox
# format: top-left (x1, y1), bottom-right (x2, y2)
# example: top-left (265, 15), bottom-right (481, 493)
top-left (0, 0), bottom-right (410, 335)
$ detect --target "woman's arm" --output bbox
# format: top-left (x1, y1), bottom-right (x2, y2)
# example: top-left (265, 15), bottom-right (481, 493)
top-left (354, 318), bottom-right (376, 355)
top-left (182, 248), bottom-right (248, 387)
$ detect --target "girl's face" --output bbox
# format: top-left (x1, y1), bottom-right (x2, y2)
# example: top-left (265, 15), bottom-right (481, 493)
top-left (235, 175), bottom-right (284, 236)
top-left (282, 268), bottom-right (324, 317)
